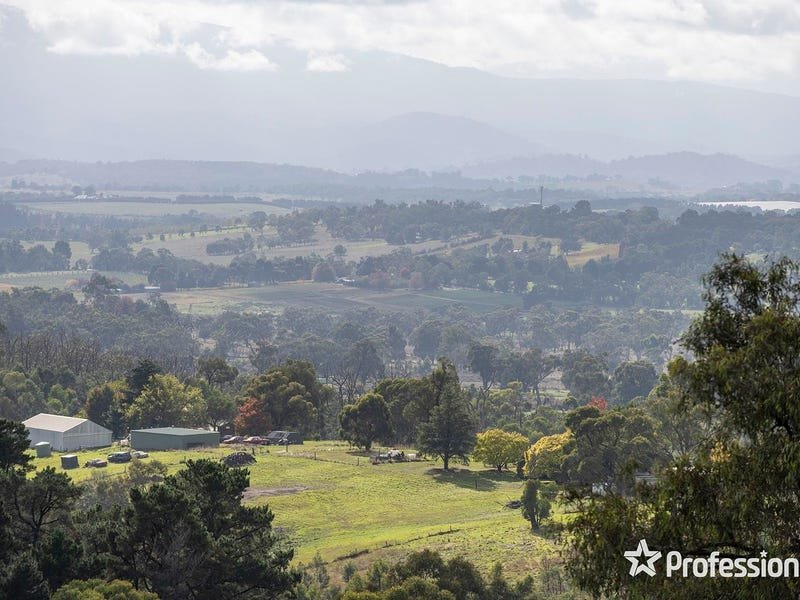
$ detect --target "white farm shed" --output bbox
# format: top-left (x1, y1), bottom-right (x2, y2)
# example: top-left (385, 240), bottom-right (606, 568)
top-left (23, 413), bottom-right (112, 451)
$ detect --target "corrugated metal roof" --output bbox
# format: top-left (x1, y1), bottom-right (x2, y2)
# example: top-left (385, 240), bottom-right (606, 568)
top-left (131, 427), bottom-right (216, 436)
top-left (24, 413), bottom-right (89, 433)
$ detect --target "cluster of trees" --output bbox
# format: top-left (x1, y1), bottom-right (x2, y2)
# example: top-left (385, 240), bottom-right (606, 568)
top-left (198, 302), bottom-right (682, 387)
top-left (0, 200), bottom-right (137, 249)
top-left (563, 254), bottom-right (800, 598)
top-left (338, 359), bottom-right (476, 470)
top-left (336, 550), bottom-right (542, 600)
top-left (92, 245), bottom-right (321, 289)
top-left (0, 367), bottom-right (82, 421)
top-left (0, 287), bottom-right (197, 379)
top-left (521, 374), bottom-right (704, 493)
top-left (320, 200), bottom-right (491, 244)
top-left (85, 357), bottom-right (238, 437)
top-left (205, 234), bottom-right (254, 255)
top-left (0, 277), bottom-right (681, 470)
top-left (468, 342), bottom-right (658, 421)
top-left (0, 240), bottom-right (72, 273)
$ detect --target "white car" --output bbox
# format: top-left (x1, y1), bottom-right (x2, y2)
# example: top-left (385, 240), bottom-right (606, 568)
top-left (130, 450), bottom-right (149, 459)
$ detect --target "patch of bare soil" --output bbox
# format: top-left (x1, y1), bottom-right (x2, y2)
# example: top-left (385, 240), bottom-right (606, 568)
top-left (242, 486), bottom-right (308, 501)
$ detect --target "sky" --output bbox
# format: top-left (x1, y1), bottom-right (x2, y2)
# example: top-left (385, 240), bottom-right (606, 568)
top-left (2, 0), bottom-right (800, 95)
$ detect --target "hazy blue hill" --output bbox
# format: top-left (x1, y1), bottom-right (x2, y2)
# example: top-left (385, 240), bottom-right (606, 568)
top-left (1, 6), bottom-right (799, 169)
top-left (0, 160), bottom-right (351, 191)
top-left (610, 152), bottom-right (786, 187)
top-left (460, 152), bottom-right (786, 188)
top-left (327, 112), bottom-right (544, 171)
top-left (0, 152), bottom-right (786, 193)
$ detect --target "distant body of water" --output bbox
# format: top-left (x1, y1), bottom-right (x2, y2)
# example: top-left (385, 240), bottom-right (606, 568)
top-left (698, 201), bottom-right (800, 211)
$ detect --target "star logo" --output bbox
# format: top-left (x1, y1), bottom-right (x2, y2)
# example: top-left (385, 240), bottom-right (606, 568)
top-left (624, 539), bottom-right (662, 577)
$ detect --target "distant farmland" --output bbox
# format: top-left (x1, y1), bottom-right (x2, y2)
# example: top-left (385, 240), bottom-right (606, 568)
top-left (17, 200), bottom-right (292, 218)
top-left (124, 282), bottom-right (523, 315)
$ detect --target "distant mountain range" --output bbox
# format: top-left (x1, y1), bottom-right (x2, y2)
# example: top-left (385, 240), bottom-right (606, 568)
top-left (462, 151), bottom-right (789, 188)
top-left (324, 112), bottom-right (545, 172)
top-left (0, 151), bottom-right (792, 193)
top-left (1, 5), bottom-right (800, 171)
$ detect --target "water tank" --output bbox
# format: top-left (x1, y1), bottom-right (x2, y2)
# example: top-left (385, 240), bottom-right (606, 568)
top-left (34, 441), bottom-right (51, 458)
top-left (60, 454), bottom-right (79, 469)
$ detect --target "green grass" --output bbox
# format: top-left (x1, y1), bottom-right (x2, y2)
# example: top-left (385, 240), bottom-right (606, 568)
top-left (125, 282), bottom-right (521, 315)
top-left (30, 441), bottom-right (559, 579)
top-left (132, 227), bottom-right (252, 265)
top-left (564, 242), bottom-right (620, 267)
top-left (0, 270), bottom-right (146, 291)
top-left (19, 201), bottom-right (291, 219)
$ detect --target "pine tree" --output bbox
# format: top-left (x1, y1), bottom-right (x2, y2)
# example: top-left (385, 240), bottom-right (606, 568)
top-left (417, 360), bottom-right (476, 470)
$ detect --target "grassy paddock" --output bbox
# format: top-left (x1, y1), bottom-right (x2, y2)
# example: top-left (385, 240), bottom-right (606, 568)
top-left (0, 270), bottom-right (147, 291)
top-left (565, 242), bottom-right (620, 268)
top-left (123, 282), bottom-right (522, 315)
top-left (30, 441), bottom-right (558, 579)
top-left (18, 201), bottom-right (292, 218)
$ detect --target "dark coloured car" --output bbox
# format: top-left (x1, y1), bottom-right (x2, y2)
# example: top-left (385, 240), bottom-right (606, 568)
top-left (264, 431), bottom-right (303, 445)
top-left (107, 451), bottom-right (132, 463)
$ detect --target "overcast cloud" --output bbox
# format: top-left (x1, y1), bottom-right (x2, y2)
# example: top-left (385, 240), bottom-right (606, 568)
top-left (2, 0), bottom-right (799, 92)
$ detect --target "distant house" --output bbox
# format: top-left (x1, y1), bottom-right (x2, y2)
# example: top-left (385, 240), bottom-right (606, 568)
top-left (130, 427), bottom-right (220, 450)
top-left (24, 413), bottom-right (112, 451)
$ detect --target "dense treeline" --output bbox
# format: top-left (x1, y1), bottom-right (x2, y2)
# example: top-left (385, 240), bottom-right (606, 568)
top-left (562, 254), bottom-right (800, 598)
top-left (0, 283), bottom-right (685, 433)
top-left (0, 240), bottom-right (71, 273)
top-left (92, 246), bottom-right (318, 289)
top-left (0, 287), bottom-right (196, 380)
top-left (0, 200), bottom-right (138, 247)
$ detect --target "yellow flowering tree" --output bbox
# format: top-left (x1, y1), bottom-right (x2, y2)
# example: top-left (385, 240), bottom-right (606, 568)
top-left (525, 430), bottom-right (574, 480)
top-left (473, 428), bottom-right (530, 472)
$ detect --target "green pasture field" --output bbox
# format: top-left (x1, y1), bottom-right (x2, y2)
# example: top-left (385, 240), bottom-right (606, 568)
top-left (129, 226), bottom-right (446, 265)
top-left (253, 227), bottom-right (447, 262)
top-left (564, 242), bottom-right (620, 268)
top-left (17, 201), bottom-right (292, 219)
top-left (131, 227), bottom-right (252, 265)
top-left (30, 441), bottom-right (558, 579)
top-left (0, 270), bottom-right (146, 291)
top-left (124, 282), bottom-right (522, 315)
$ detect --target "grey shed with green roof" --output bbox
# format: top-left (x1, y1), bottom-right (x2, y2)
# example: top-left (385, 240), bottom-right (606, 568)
top-left (130, 427), bottom-right (220, 451)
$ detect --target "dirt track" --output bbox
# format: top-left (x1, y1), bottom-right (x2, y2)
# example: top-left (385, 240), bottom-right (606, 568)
top-left (242, 486), bottom-right (308, 500)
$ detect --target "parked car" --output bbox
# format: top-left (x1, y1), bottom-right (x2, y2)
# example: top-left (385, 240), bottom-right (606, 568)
top-left (130, 450), bottom-right (149, 459)
top-left (84, 458), bottom-right (108, 468)
top-left (107, 451), bottom-right (132, 463)
top-left (264, 431), bottom-right (304, 445)
top-left (243, 436), bottom-right (266, 444)
top-left (222, 435), bottom-right (244, 444)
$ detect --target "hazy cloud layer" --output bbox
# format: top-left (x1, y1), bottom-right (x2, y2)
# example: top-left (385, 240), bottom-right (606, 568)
top-left (2, 0), bottom-right (799, 88)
